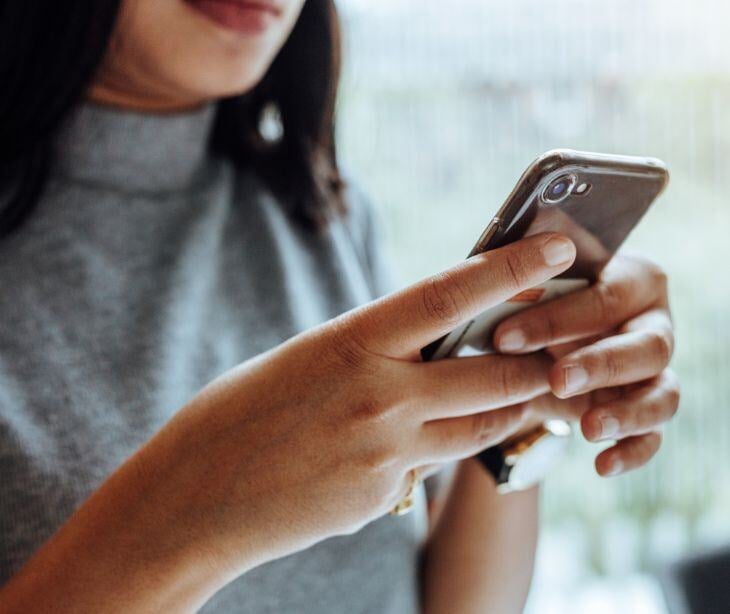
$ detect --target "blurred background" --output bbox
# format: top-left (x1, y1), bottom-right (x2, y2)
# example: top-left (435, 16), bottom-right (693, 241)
top-left (335, 0), bottom-right (730, 612)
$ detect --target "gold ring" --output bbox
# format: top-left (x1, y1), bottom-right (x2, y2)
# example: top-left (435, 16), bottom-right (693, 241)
top-left (390, 468), bottom-right (422, 516)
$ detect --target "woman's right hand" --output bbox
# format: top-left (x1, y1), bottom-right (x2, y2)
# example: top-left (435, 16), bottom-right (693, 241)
top-left (155, 233), bottom-right (576, 573)
top-left (0, 233), bottom-right (576, 613)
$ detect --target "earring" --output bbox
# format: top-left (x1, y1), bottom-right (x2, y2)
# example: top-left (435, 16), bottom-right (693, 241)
top-left (258, 101), bottom-right (284, 144)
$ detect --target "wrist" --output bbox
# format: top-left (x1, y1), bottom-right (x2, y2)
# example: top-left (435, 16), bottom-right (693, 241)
top-left (479, 416), bottom-right (571, 494)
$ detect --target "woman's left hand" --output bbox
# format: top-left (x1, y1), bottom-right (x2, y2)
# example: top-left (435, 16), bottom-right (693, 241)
top-left (492, 252), bottom-right (680, 477)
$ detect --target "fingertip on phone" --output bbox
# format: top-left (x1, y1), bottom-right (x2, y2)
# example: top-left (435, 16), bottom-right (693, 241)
top-left (541, 236), bottom-right (576, 267)
top-left (495, 328), bottom-right (527, 353)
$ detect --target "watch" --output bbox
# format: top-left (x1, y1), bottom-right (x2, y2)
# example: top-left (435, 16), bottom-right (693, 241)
top-left (477, 420), bottom-right (572, 494)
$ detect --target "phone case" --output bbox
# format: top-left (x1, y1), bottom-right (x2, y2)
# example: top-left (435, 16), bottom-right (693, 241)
top-left (422, 149), bottom-right (669, 362)
top-left (419, 149), bottom-right (669, 482)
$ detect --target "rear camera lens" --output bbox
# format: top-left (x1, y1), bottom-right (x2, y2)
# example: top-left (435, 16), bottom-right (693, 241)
top-left (542, 174), bottom-right (577, 204)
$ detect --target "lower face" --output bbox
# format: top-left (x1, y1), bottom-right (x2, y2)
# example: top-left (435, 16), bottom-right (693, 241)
top-left (93, 0), bottom-right (306, 109)
top-left (184, 0), bottom-right (282, 35)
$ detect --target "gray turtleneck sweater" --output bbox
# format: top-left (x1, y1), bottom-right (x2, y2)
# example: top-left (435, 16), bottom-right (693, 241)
top-left (0, 103), bottom-right (429, 612)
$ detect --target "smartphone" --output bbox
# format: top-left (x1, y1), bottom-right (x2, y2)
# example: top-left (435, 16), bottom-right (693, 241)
top-left (421, 149), bottom-right (669, 362)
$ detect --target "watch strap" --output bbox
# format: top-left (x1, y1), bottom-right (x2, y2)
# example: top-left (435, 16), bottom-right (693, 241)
top-left (476, 445), bottom-right (510, 485)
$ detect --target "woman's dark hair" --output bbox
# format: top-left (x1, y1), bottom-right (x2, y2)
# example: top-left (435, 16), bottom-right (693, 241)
top-left (0, 0), bottom-right (344, 238)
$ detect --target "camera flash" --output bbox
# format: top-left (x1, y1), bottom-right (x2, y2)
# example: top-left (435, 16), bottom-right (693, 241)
top-left (575, 183), bottom-right (590, 194)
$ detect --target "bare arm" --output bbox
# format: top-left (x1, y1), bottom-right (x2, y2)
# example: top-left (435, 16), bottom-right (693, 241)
top-left (0, 430), bottom-right (236, 613)
top-left (422, 459), bottom-right (539, 614)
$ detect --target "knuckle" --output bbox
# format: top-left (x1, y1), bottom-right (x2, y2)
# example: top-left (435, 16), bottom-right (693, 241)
top-left (644, 431), bottom-right (663, 454)
top-left (421, 271), bottom-right (474, 327)
top-left (666, 395), bottom-right (680, 420)
top-left (542, 307), bottom-right (561, 344)
top-left (472, 412), bottom-right (497, 445)
top-left (603, 351), bottom-right (623, 385)
top-left (583, 349), bottom-right (621, 386)
top-left (643, 396), bottom-right (664, 427)
top-left (496, 361), bottom-right (523, 399)
top-left (503, 251), bottom-right (531, 290)
top-left (472, 408), bottom-right (520, 446)
top-left (358, 443), bottom-right (400, 474)
top-left (663, 373), bottom-right (682, 414)
top-left (350, 395), bottom-right (391, 424)
top-left (646, 330), bottom-right (673, 366)
top-left (593, 281), bottom-right (626, 325)
top-left (643, 258), bottom-right (669, 290)
top-left (327, 318), bottom-right (372, 373)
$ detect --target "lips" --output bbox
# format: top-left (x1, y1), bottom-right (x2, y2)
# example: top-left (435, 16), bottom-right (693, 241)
top-left (184, 0), bottom-right (282, 35)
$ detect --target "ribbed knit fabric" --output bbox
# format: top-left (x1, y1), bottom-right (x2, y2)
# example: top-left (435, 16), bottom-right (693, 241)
top-left (0, 102), bottom-right (428, 613)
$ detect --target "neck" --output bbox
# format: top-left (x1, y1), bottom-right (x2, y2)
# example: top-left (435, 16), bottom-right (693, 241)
top-left (88, 81), bottom-right (210, 114)
top-left (53, 98), bottom-right (217, 193)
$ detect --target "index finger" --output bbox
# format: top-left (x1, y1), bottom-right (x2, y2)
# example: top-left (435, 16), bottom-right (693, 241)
top-left (493, 254), bottom-right (668, 354)
top-left (351, 233), bottom-right (576, 359)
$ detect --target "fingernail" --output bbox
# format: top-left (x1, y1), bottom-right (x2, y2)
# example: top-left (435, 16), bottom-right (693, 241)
top-left (606, 458), bottom-right (624, 476)
top-left (562, 365), bottom-right (589, 395)
top-left (598, 415), bottom-right (620, 440)
top-left (542, 238), bottom-right (575, 266)
top-left (498, 328), bottom-right (526, 352)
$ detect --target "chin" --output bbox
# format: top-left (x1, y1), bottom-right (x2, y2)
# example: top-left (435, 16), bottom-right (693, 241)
top-left (110, 0), bottom-right (290, 107)
top-left (174, 52), bottom-right (274, 101)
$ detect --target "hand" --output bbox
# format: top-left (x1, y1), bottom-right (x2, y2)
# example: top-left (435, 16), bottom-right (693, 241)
top-left (1, 233), bottom-right (580, 612)
top-left (493, 252), bottom-right (680, 477)
top-left (160, 234), bottom-right (578, 572)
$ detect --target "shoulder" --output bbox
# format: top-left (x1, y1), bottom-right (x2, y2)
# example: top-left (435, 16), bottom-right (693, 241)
top-left (232, 162), bottom-right (377, 235)
top-left (340, 166), bottom-right (379, 242)
top-left (338, 167), bottom-right (400, 297)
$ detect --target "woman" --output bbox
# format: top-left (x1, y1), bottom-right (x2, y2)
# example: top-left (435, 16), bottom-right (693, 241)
top-left (0, 1), bottom-right (679, 612)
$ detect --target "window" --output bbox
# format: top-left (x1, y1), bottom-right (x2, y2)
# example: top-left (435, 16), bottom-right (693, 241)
top-left (338, 1), bottom-right (730, 611)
